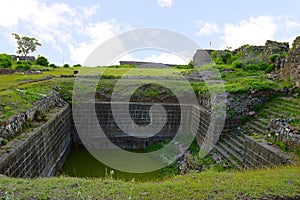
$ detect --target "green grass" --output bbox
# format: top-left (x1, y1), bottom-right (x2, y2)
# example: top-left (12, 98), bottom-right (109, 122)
top-left (0, 62), bottom-right (294, 121)
top-left (0, 165), bottom-right (299, 199)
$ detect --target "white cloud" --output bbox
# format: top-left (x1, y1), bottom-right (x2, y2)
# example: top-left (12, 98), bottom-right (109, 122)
top-left (116, 52), bottom-right (187, 65)
top-left (221, 16), bottom-right (278, 49)
top-left (197, 22), bottom-right (220, 36)
top-left (157, 0), bottom-right (174, 8)
top-left (0, 0), bottom-right (35, 28)
top-left (68, 19), bottom-right (129, 64)
top-left (285, 20), bottom-right (300, 29)
top-left (143, 53), bottom-right (187, 64)
top-left (77, 5), bottom-right (100, 19)
top-left (0, 0), bottom-right (111, 64)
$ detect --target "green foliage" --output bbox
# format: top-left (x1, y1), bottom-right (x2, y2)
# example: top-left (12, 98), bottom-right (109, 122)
top-left (101, 74), bottom-right (121, 79)
top-left (15, 63), bottom-right (31, 71)
top-left (0, 53), bottom-right (13, 68)
top-left (217, 51), bottom-right (232, 64)
top-left (213, 51), bottom-right (241, 65)
top-left (1, 139), bottom-right (8, 145)
top-left (12, 33), bottom-right (41, 64)
top-left (73, 64), bottom-right (81, 68)
top-left (265, 63), bottom-right (275, 73)
top-left (16, 60), bottom-right (32, 65)
top-left (145, 139), bottom-right (172, 152)
top-left (232, 60), bottom-right (244, 68)
top-left (107, 64), bottom-right (136, 68)
top-left (34, 55), bottom-right (49, 67)
top-left (35, 111), bottom-right (46, 122)
top-left (242, 62), bottom-right (273, 72)
top-left (268, 54), bottom-right (278, 63)
top-left (63, 64), bottom-right (70, 68)
top-left (173, 62), bottom-right (195, 69)
top-left (1, 166), bottom-right (300, 199)
top-left (187, 60), bottom-right (195, 68)
top-left (277, 141), bottom-right (288, 152)
top-left (49, 63), bottom-right (57, 68)
top-left (296, 147), bottom-right (300, 157)
top-left (188, 139), bottom-right (200, 156)
top-left (280, 52), bottom-right (288, 59)
top-left (211, 50), bottom-right (217, 59)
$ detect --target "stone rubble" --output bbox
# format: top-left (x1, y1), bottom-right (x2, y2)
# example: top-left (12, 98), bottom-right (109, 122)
top-left (0, 92), bottom-right (67, 139)
top-left (268, 118), bottom-right (300, 146)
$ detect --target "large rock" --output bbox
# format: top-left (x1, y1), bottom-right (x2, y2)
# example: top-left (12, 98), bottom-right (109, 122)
top-left (278, 36), bottom-right (300, 87)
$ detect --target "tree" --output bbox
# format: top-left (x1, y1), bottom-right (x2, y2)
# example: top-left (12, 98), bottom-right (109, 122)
top-left (12, 33), bottom-right (41, 65)
top-left (63, 63), bottom-right (70, 68)
top-left (35, 55), bottom-right (49, 67)
top-left (0, 53), bottom-right (13, 68)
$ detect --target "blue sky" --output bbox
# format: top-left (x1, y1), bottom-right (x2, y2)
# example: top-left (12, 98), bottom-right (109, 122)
top-left (0, 0), bottom-right (300, 65)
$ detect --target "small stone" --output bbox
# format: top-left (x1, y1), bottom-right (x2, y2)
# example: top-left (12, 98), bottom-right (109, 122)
top-left (248, 111), bottom-right (256, 116)
top-left (267, 142), bottom-right (273, 145)
top-left (140, 192), bottom-right (148, 196)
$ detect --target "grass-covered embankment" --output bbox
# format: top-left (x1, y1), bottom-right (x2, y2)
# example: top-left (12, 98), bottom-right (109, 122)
top-left (0, 165), bottom-right (299, 199)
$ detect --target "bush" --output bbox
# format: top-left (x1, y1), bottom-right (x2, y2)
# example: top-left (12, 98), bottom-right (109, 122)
top-left (232, 60), bottom-right (244, 68)
top-left (257, 62), bottom-right (271, 71)
top-left (244, 64), bottom-right (258, 71)
top-left (16, 60), bottom-right (32, 65)
top-left (265, 64), bottom-right (275, 73)
top-left (49, 63), bottom-right (57, 68)
top-left (15, 63), bottom-right (31, 71)
top-left (268, 54), bottom-right (278, 63)
top-left (187, 60), bottom-right (195, 69)
top-left (34, 55), bottom-right (49, 66)
top-left (0, 53), bottom-right (13, 68)
top-left (211, 50), bottom-right (217, 59)
top-left (213, 50), bottom-right (240, 65)
top-left (73, 64), bottom-right (81, 68)
top-left (1, 139), bottom-right (8, 146)
top-left (63, 64), bottom-right (70, 68)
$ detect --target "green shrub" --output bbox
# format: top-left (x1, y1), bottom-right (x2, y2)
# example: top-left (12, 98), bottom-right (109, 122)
top-left (63, 64), bottom-right (70, 68)
top-left (280, 52), bottom-right (288, 59)
top-left (34, 55), bottom-right (49, 66)
top-left (265, 64), bottom-right (275, 73)
top-left (257, 62), bottom-right (271, 71)
top-left (187, 60), bottom-right (195, 69)
top-left (174, 61), bottom-right (195, 69)
top-left (219, 51), bottom-right (233, 64)
top-left (268, 54), bottom-right (278, 63)
top-left (244, 64), bottom-right (258, 71)
top-left (0, 53), bottom-right (13, 68)
top-left (232, 60), bottom-right (244, 68)
top-left (49, 63), bottom-right (57, 68)
top-left (213, 51), bottom-right (240, 65)
top-left (15, 63), bottom-right (31, 71)
top-left (16, 60), bottom-right (32, 65)
top-left (211, 50), bottom-right (217, 59)
top-left (73, 64), bottom-right (81, 68)
top-left (107, 64), bottom-right (136, 68)
top-left (1, 139), bottom-right (8, 145)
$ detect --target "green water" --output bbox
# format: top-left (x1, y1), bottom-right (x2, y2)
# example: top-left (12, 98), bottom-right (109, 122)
top-left (61, 149), bottom-right (178, 182)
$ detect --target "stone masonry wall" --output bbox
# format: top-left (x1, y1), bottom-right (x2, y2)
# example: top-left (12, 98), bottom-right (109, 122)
top-left (0, 105), bottom-right (72, 177)
top-left (278, 36), bottom-right (300, 87)
top-left (72, 102), bottom-right (191, 149)
top-left (0, 92), bottom-right (66, 139)
top-left (243, 135), bottom-right (289, 167)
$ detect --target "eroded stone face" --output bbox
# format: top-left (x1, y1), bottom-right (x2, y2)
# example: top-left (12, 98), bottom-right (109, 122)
top-left (278, 36), bottom-right (300, 87)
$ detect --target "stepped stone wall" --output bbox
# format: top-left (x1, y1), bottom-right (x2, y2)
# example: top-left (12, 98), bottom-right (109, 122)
top-left (243, 135), bottom-right (289, 167)
top-left (0, 106), bottom-right (72, 177)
